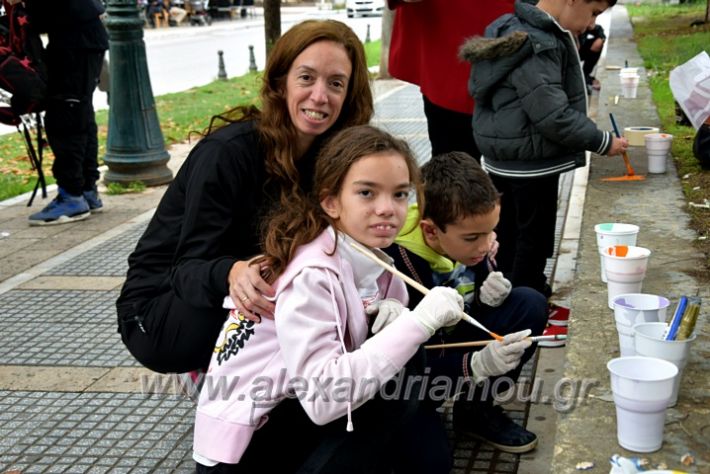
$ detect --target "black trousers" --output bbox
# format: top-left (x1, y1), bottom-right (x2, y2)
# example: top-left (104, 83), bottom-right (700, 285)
top-left (44, 45), bottom-right (104, 196)
top-left (578, 27), bottom-right (604, 84)
top-left (422, 95), bottom-right (480, 160)
top-left (490, 173), bottom-right (560, 295)
top-left (426, 287), bottom-right (548, 400)
top-left (196, 350), bottom-right (451, 474)
top-left (117, 291), bottom-right (227, 373)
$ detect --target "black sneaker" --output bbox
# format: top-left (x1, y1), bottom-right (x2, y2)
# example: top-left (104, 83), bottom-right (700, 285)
top-left (453, 402), bottom-right (538, 454)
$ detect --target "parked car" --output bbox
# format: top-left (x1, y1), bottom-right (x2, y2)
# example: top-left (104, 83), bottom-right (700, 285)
top-left (346, 0), bottom-right (385, 18)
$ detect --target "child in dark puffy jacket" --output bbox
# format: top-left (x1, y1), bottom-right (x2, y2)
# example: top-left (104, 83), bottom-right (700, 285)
top-left (460, 0), bottom-right (627, 299)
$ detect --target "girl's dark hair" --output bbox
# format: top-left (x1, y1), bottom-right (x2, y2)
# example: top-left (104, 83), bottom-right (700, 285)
top-left (259, 125), bottom-right (422, 281)
top-left (205, 20), bottom-right (374, 210)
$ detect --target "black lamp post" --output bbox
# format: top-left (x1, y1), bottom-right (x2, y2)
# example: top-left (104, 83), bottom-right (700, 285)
top-left (103, 0), bottom-right (172, 186)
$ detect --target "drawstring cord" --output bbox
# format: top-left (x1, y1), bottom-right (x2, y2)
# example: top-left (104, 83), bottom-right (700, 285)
top-left (326, 273), bottom-right (354, 432)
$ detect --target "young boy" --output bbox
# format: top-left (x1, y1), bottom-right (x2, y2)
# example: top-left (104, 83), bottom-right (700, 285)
top-left (380, 152), bottom-right (547, 454)
top-left (460, 0), bottom-right (627, 301)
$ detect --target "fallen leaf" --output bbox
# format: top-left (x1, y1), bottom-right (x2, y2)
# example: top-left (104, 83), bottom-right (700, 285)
top-left (680, 453), bottom-right (695, 466)
top-left (575, 461), bottom-right (595, 470)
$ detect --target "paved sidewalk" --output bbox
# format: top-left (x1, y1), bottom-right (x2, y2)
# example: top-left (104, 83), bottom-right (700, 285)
top-left (547, 5), bottom-right (709, 473)
top-left (0, 5), bottom-right (707, 473)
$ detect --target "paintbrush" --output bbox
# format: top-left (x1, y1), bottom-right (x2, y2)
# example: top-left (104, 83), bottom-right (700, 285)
top-left (603, 113), bottom-right (645, 182)
top-left (348, 241), bottom-right (503, 341)
top-left (424, 334), bottom-right (567, 350)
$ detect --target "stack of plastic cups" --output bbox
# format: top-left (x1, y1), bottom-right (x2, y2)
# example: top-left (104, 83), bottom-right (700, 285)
top-left (633, 322), bottom-right (696, 407)
top-left (607, 357), bottom-right (678, 452)
top-left (620, 69), bottom-right (640, 99)
top-left (594, 223), bottom-right (639, 282)
top-left (612, 294), bottom-right (669, 356)
top-left (644, 133), bottom-right (673, 174)
top-left (602, 245), bottom-right (652, 309)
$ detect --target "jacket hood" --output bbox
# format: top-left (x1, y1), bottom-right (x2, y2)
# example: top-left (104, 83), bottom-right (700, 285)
top-left (460, 1), bottom-right (563, 104)
top-left (459, 31), bottom-right (528, 64)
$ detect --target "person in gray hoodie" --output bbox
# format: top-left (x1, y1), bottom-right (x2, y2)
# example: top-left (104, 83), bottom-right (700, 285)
top-left (460, 0), bottom-right (627, 298)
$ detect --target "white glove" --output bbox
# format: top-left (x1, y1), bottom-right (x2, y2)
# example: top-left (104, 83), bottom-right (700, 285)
top-left (469, 329), bottom-right (532, 384)
top-left (366, 298), bottom-right (407, 333)
top-left (479, 271), bottom-right (512, 307)
top-left (407, 287), bottom-right (464, 337)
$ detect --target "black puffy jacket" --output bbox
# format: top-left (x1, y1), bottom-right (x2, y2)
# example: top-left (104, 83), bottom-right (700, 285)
top-left (461, 1), bottom-right (612, 178)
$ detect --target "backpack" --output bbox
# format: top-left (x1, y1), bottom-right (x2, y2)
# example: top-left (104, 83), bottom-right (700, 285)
top-left (0, 0), bottom-right (47, 125)
top-left (0, 0), bottom-right (49, 205)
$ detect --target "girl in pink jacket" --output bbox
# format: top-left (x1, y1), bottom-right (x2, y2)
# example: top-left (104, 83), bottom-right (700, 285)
top-left (194, 125), bottom-right (464, 473)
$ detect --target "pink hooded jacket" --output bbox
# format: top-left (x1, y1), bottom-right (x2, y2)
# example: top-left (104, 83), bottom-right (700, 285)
top-left (193, 229), bottom-right (431, 464)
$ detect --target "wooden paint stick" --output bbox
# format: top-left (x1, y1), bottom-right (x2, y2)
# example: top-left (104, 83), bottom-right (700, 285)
top-left (348, 241), bottom-right (503, 340)
top-left (424, 334), bottom-right (567, 350)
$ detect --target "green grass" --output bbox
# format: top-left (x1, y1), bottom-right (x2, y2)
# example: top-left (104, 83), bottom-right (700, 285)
top-left (0, 72), bottom-right (262, 202)
top-left (364, 39), bottom-right (381, 68)
top-left (106, 181), bottom-right (147, 195)
top-left (0, 40), bottom-right (382, 201)
top-left (627, 1), bottom-right (710, 264)
top-left (627, 2), bottom-right (709, 175)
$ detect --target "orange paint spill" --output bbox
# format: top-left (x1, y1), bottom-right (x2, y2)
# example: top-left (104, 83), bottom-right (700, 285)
top-left (608, 245), bottom-right (629, 257)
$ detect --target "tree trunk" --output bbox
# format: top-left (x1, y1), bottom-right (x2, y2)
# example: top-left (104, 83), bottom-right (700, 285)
top-left (263, 0), bottom-right (281, 58)
top-left (378, 6), bottom-right (394, 78)
top-left (705, 0), bottom-right (709, 23)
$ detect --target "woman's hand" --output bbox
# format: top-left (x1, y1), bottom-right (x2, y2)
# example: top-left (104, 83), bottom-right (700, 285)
top-left (228, 258), bottom-right (276, 321)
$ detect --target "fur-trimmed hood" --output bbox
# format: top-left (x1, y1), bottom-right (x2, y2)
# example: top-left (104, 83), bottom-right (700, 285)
top-left (459, 1), bottom-right (564, 105)
top-left (460, 1), bottom-right (612, 177)
top-left (459, 31), bottom-right (528, 64)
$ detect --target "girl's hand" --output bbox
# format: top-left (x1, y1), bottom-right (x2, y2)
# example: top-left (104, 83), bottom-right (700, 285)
top-left (366, 298), bottom-right (407, 333)
top-left (228, 258), bottom-right (276, 321)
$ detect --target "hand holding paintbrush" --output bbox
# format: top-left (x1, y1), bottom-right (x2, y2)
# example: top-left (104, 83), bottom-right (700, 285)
top-left (349, 240), bottom-right (504, 340)
top-left (603, 113), bottom-right (643, 182)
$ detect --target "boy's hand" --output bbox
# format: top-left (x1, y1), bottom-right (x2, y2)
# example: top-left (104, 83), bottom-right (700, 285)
top-left (366, 298), bottom-right (407, 333)
top-left (479, 271), bottom-right (512, 307)
top-left (607, 136), bottom-right (629, 156)
top-left (469, 329), bottom-right (532, 383)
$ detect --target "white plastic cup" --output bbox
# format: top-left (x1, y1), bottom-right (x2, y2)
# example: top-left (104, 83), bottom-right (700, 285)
top-left (644, 133), bottom-right (673, 174)
top-left (620, 67), bottom-right (639, 75)
top-left (607, 356), bottom-right (677, 453)
top-left (620, 74), bottom-right (640, 99)
top-left (633, 322), bottom-right (695, 407)
top-left (603, 245), bottom-right (652, 309)
top-left (594, 223), bottom-right (639, 282)
top-left (647, 152), bottom-right (667, 174)
top-left (612, 294), bottom-right (670, 356)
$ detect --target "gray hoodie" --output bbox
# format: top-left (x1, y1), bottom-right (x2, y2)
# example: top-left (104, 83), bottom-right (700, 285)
top-left (461, 1), bottom-right (612, 178)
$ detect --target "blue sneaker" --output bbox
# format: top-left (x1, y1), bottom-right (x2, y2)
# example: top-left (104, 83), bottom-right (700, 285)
top-left (28, 188), bottom-right (91, 226)
top-left (83, 188), bottom-right (104, 212)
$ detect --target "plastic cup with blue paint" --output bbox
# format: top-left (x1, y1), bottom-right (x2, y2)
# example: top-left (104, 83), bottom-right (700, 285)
top-left (594, 223), bottom-right (640, 282)
top-left (633, 322), bottom-right (695, 407)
